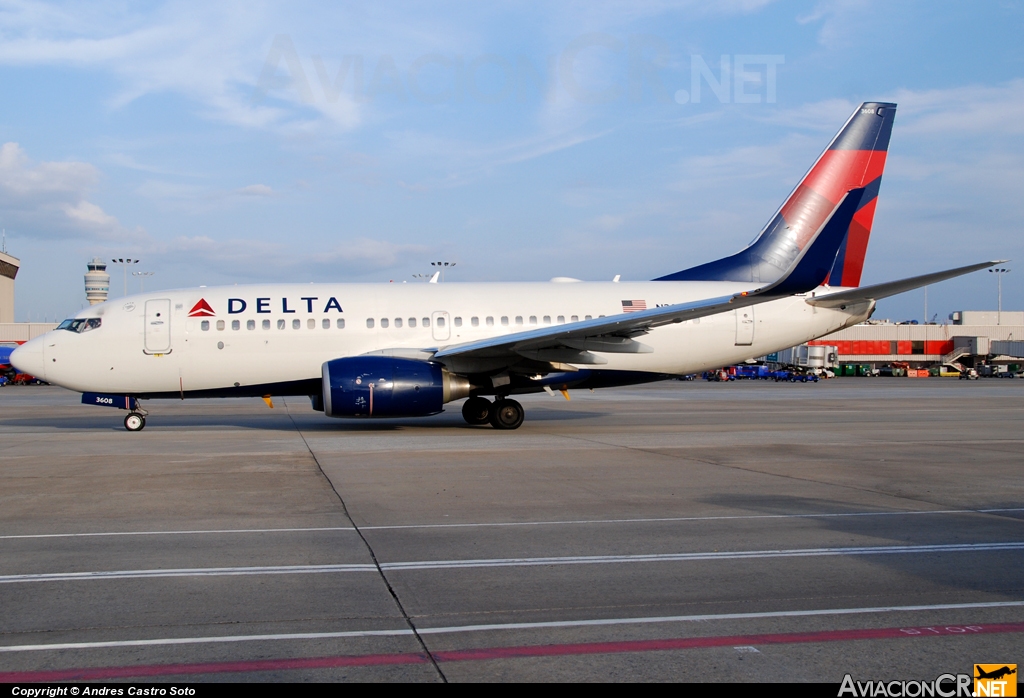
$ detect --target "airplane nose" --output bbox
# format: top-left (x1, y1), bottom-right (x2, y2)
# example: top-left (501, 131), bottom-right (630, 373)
top-left (10, 341), bottom-right (46, 380)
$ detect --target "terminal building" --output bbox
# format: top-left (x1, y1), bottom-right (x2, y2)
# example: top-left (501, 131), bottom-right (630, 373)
top-left (802, 310), bottom-right (1024, 371)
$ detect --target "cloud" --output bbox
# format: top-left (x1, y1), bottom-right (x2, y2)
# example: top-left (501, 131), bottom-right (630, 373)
top-left (796, 0), bottom-right (874, 49)
top-left (890, 80), bottom-right (1024, 136)
top-left (233, 184), bottom-right (274, 197)
top-left (135, 179), bottom-right (277, 211)
top-left (133, 235), bottom-right (430, 282)
top-left (670, 133), bottom-right (820, 191)
top-left (0, 142), bottom-right (128, 240)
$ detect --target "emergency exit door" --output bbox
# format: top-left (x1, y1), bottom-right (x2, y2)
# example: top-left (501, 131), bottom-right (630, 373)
top-left (145, 299), bottom-right (172, 354)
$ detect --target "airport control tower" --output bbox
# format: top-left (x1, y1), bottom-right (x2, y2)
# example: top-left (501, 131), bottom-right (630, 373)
top-left (85, 258), bottom-right (110, 305)
top-left (0, 250), bottom-right (20, 323)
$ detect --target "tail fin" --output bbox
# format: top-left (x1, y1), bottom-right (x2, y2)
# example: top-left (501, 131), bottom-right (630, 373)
top-left (655, 102), bottom-right (896, 287)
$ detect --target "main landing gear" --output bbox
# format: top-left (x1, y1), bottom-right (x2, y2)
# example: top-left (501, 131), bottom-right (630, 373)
top-left (124, 408), bottom-right (148, 432)
top-left (461, 396), bottom-right (524, 430)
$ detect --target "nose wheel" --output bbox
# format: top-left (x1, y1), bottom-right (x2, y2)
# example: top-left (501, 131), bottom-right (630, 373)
top-left (124, 412), bottom-right (146, 431)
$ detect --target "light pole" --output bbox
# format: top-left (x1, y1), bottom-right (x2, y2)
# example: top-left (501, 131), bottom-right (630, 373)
top-left (989, 268), bottom-right (1011, 325)
top-left (132, 271), bottom-right (154, 292)
top-left (110, 258), bottom-right (140, 296)
top-left (430, 261), bottom-right (456, 282)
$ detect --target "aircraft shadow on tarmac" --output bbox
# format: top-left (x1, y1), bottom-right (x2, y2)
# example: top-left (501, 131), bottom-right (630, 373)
top-left (700, 492), bottom-right (1024, 598)
top-left (0, 402), bottom-right (604, 432)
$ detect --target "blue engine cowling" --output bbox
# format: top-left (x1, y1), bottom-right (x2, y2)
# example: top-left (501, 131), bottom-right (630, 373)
top-left (322, 357), bottom-right (468, 418)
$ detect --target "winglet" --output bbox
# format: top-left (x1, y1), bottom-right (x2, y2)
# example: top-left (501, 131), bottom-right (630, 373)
top-left (744, 188), bottom-right (864, 299)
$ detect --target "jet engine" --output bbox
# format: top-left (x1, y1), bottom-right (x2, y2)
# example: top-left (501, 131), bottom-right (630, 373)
top-left (321, 356), bottom-right (471, 418)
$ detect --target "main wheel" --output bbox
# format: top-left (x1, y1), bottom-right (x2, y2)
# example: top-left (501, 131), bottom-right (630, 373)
top-left (461, 396), bottom-right (492, 425)
top-left (489, 398), bottom-right (524, 430)
top-left (124, 413), bottom-right (146, 431)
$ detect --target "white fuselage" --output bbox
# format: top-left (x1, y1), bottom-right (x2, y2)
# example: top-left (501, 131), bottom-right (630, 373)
top-left (15, 280), bottom-right (870, 396)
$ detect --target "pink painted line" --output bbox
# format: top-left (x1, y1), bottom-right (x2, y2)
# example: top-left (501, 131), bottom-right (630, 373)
top-left (5, 622), bottom-right (1023, 682)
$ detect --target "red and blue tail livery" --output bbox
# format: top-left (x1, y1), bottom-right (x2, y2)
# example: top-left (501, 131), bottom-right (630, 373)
top-left (655, 102), bottom-right (896, 288)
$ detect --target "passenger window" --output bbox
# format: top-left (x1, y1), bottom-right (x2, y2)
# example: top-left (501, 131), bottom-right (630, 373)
top-left (322, 318), bottom-right (330, 329)
top-left (277, 319), bottom-right (285, 330)
top-left (557, 315), bottom-right (565, 323)
top-left (201, 320), bottom-right (210, 331)
top-left (543, 316), bottom-right (551, 324)
top-left (454, 317), bottom-right (462, 327)
top-left (501, 316), bottom-right (508, 326)
top-left (231, 320), bottom-right (240, 331)
top-left (366, 318), bottom-right (374, 328)
top-left (436, 316), bottom-right (445, 327)
top-left (216, 320), bottom-right (225, 331)
top-left (471, 317), bottom-right (479, 327)
top-left (409, 317), bottom-right (417, 328)
top-left (515, 316), bottom-right (523, 325)
top-left (529, 316), bottom-right (537, 325)
top-left (423, 317), bottom-right (430, 327)
top-left (395, 318), bottom-right (403, 328)
top-left (292, 319), bottom-right (300, 329)
top-left (246, 320), bottom-right (255, 330)
top-left (307, 318), bottom-right (315, 329)
top-left (262, 319), bottom-right (270, 330)
top-left (381, 318), bottom-right (389, 328)
top-left (337, 318), bottom-right (346, 329)
top-left (585, 315), bottom-right (592, 320)
top-left (571, 315), bottom-right (579, 322)
top-left (487, 316), bottom-right (494, 327)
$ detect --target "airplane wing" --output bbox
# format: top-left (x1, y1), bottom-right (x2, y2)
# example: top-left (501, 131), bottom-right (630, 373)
top-left (806, 260), bottom-right (1006, 308)
top-left (435, 188), bottom-right (865, 364)
top-left (434, 292), bottom-right (757, 363)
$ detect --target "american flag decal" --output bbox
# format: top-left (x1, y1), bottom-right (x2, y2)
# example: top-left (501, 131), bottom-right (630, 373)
top-left (621, 300), bottom-right (647, 312)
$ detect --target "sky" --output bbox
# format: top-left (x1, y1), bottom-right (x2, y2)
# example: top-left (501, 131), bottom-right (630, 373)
top-left (1, 0), bottom-right (1022, 323)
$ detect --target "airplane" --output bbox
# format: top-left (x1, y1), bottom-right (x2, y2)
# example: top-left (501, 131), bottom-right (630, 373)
top-left (975, 666), bottom-right (1016, 681)
top-left (11, 101), bottom-right (1002, 431)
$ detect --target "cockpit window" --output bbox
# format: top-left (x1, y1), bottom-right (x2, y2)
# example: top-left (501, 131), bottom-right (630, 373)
top-left (58, 318), bottom-right (102, 333)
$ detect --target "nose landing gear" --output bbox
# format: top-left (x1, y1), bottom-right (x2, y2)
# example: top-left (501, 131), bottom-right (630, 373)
top-left (124, 409), bottom-right (147, 431)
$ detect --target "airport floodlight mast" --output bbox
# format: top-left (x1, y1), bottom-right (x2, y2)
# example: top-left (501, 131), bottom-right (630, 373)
top-left (989, 267), bottom-right (1011, 325)
top-left (110, 258), bottom-right (140, 296)
top-left (431, 261), bottom-right (456, 282)
top-left (132, 270), bottom-right (154, 292)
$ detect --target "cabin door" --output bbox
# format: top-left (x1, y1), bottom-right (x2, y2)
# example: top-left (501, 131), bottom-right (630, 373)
top-left (735, 307), bottom-right (754, 346)
top-left (145, 299), bottom-right (172, 354)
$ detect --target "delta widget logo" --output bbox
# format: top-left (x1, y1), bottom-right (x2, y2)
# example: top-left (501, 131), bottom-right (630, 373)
top-left (188, 299), bottom-right (215, 317)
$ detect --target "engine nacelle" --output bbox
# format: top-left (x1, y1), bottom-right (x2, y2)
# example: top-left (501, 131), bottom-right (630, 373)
top-left (321, 357), bottom-right (470, 418)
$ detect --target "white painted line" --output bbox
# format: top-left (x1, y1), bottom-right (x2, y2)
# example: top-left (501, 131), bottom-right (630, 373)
top-left (0, 527), bottom-right (356, 540)
top-left (2, 600), bottom-right (1023, 654)
top-left (2, 541), bottom-right (1022, 584)
top-left (376, 542), bottom-right (1024, 571)
top-left (362, 508), bottom-right (1024, 531)
top-left (0, 563), bottom-right (377, 583)
top-left (3, 508), bottom-right (1020, 540)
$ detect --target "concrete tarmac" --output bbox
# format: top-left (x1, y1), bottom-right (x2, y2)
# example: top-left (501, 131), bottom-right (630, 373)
top-left (0, 379), bottom-right (1022, 682)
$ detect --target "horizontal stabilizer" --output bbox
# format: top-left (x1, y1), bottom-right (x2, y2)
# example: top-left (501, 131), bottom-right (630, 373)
top-left (807, 260), bottom-right (1006, 308)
